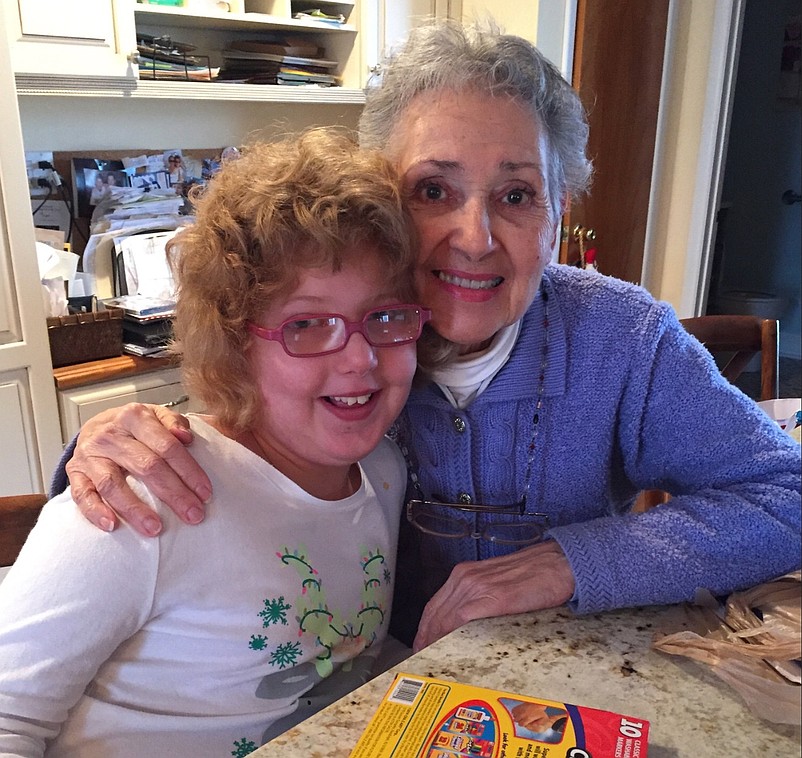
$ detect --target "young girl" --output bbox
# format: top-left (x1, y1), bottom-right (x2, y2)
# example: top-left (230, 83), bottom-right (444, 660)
top-left (0, 129), bottom-right (434, 757)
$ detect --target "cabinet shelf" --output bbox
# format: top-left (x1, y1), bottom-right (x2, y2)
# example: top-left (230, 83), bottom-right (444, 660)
top-left (15, 74), bottom-right (365, 103)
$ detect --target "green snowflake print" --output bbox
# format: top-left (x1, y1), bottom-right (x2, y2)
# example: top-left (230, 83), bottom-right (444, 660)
top-left (270, 640), bottom-right (302, 669)
top-left (258, 596), bottom-right (291, 627)
top-left (248, 635), bottom-right (268, 651)
top-left (231, 737), bottom-right (257, 757)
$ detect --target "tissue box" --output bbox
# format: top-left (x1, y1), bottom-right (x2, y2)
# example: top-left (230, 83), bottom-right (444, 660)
top-left (46, 308), bottom-right (124, 368)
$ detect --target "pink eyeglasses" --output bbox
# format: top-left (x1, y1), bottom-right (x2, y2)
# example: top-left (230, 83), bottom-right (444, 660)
top-left (247, 304), bottom-right (431, 357)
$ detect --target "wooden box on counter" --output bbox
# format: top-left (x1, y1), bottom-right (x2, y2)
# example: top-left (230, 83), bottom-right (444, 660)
top-left (46, 308), bottom-right (124, 368)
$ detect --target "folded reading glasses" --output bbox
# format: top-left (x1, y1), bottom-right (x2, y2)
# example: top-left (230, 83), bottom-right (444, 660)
top-left (406, 499), bottom-right (551, 545)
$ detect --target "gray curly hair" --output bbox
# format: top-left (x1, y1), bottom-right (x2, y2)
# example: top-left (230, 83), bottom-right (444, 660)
top-left (358, 20), bottom-right (593, 214)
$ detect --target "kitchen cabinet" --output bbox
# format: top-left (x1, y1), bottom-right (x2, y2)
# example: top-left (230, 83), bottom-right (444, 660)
top-left (7, 0), bottom-right (370, 103)
top-left (56, 364), bottom-right (202, 444)
top-left (2, 0), bottom-right (137, 78)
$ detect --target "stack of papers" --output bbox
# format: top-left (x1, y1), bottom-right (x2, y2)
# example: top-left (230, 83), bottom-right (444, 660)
top-left (104, 295), bottom-right (176, 321)
top-left (293, 9), bottom-right (346, 25)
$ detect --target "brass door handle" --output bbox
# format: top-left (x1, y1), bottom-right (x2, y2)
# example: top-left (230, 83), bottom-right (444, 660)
top-left (572, 224), bottom-right (596, 242)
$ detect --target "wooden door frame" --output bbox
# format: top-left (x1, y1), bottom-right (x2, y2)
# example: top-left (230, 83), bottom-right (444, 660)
top-left (560, 0), bottom-right (670, 284)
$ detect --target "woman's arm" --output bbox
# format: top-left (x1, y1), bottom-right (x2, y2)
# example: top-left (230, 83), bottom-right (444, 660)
top-left (551, 305), bottom-right (801, 614)
top-left (58, 403), bottom-right (212, 536)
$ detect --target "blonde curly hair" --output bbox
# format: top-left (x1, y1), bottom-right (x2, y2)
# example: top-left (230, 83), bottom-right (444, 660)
top-left (170, 127), bottom-right (431, 432)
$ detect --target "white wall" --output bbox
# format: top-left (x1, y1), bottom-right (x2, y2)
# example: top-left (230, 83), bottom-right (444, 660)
top-left (641, 0), bottom-right (742, 320)
top-left (460, 0), bottom-right (537, 42)
top-left (19, 98), bottom-right (362, 152)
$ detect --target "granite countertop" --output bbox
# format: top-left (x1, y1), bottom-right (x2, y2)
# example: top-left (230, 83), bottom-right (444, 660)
top-left (252, 605), bottom-right (800, 757)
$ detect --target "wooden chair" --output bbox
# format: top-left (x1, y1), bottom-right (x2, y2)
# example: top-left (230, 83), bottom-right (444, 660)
top-left (636, 315), bottom-right (780, 511)
top-left (0, 494), bottom-right (48, 568)
top-left (679, 314), bottom-right (779, 402)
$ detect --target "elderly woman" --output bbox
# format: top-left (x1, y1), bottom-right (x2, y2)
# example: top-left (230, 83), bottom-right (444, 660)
top-left (53, 21), bottom-right (800, 653)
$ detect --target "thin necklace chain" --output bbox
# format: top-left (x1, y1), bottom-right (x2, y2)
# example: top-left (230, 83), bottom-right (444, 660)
top-left (397, 285), bottom-right (550, 508)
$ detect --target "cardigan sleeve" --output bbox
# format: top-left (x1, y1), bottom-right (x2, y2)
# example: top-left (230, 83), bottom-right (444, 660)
top-left (48, 435), bottom-right (76, 498)
top-left (0, 491), bottom-right (158, 756)
top-left (549, 302), bottom-right (801, 614)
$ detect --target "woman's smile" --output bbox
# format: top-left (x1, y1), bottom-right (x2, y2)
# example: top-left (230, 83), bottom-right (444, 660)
top-left (434, 269), bottom-right (505, 302)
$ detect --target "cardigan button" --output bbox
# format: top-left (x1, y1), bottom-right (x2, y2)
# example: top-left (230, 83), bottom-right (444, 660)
top-left (453, 416), bottom-right (466, 433)
top-left (458, 492), bottom-right (473, 505)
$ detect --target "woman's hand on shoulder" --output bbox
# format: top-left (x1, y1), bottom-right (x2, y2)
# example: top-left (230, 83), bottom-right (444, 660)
top-left (66, 403), bottom-right (212, 536)
top-left (412, 540), bottom-right (575, 651)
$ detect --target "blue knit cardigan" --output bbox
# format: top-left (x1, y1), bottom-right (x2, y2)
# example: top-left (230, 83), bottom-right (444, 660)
top-left (390, 264), bottom-right (800, 643)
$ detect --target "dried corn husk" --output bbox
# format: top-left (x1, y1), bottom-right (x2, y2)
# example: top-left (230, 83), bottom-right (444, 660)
top-left (652, 571), bottom-right (801, 725)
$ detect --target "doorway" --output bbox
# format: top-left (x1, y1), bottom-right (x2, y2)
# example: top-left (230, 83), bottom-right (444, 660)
top-left (705, 0), bottom-right (801, 394)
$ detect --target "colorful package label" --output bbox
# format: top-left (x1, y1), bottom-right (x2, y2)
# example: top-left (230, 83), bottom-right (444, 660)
top-left (349, 673), bottom-right (649, 758)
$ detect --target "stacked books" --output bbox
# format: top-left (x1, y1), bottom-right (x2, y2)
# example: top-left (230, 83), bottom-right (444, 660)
top-left (104, 295), bottom-right (175, 358)
top-left (218, 39), bottom-right (339, 86)
top-left (104, 295), bottom-right (175, 321)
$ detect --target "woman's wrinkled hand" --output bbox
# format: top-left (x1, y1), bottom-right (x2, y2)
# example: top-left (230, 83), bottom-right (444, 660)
top-left (65, 403), bottom-right (212, 536)
top-left (412, 540), bottom-right (575, 651)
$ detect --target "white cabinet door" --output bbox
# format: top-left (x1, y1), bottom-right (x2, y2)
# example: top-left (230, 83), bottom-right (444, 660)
top-left (0, 33), bottom-right (63, 496)
top-left (3, 0), bottom-right (137, 78)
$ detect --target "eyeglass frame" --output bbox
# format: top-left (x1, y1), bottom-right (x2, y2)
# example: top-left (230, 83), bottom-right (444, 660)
top-left (246, 304), bottom-right (431, 358)
top-left (405, 498), bottom-right (551, 546)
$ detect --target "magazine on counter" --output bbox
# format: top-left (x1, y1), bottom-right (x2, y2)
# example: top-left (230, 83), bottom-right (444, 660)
top-left (349, 673), bottom-right (649, 758)
top-left (104, 295), bottom-right (175, 320)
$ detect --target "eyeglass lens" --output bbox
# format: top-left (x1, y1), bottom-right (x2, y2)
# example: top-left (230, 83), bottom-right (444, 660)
top-left (283, 307), bottom-right (423, 355)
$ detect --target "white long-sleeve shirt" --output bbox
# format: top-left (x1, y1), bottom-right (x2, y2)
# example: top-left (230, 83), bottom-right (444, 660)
top-left (0, 417), bottom-right (404, 757)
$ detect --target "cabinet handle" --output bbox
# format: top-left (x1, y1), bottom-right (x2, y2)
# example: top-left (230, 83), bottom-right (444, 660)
top-left (161, 394), bottom-right (189, 408)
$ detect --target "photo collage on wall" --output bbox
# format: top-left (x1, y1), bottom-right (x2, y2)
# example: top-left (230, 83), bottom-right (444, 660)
top-left (71, 149), bottom-right (230, 219)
